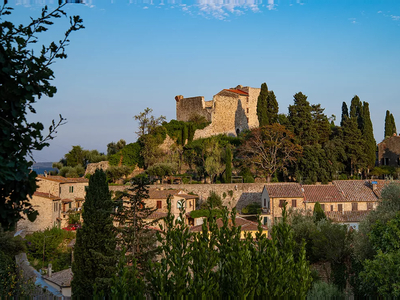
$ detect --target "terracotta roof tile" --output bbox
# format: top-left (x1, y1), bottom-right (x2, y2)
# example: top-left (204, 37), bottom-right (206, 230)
top-left (224, 89), bottom-right (249, 96)
top-left (303, 185), bottom-right (344, 203)
top-left (367, 180), bottom-right (399, 198)
top-left (37, 175), bottom-right (88, 183)
top-left (326, 210), bottom-right (370, 223)
top-left (333, 180), bottom-right (378, 202)
top-left (33, 192), bottom-right (60, 200)
top-left (264, 183), bottom-right (303, 198)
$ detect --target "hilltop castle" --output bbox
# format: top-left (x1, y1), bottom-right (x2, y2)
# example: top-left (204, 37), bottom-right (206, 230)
top-left (175, 85), bottom-right (261, 139)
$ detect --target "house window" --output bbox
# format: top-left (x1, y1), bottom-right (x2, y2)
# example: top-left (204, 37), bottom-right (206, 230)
top-left (157, 201), bottom-right (162, 209)
top-left (331, 205), bottom-right (334, 211)
top-left (69, 186), bottom-right (74, 193)
top-left (338, 204), bottom-right (343, 212)
top-left (59, 203), bottom-right (61, 211)
top-left (352, 203), bottom-right (358, 211)
top-left (246, 108), bottom-right (249, 114)
top-left (68, 202), bottom-right (72, 209)
top-left (264, 198), bottom-right (267, 207)
top-left (385, 158), bottom-right (389, 165)
top-left (279, 200), bottom-right (286, 207)
top-left (189, 201), bottom-right (192, 208)
top-left (367, 203), bottom-right (373, 210)
top-left (177, 200), bottom-right (185, 209)
top-left (292, 200), bottom-right (297, 208)
top-left (59, 186), bottom-right (61, 195)
top-left (320, 204), bottom-right (325, 211)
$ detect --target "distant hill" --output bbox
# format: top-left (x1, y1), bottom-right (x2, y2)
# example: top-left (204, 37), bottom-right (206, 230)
top-left (31, 162), bottom-right (56, 175)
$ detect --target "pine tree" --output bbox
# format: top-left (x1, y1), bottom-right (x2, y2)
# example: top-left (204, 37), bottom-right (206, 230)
top-left (72, 169), bottom-right (117, 298)
top-left (114, 177), bottom-right (159, 272)
top-left (340, 102), bottom-right (349, 127)
top-left (224, 146), bottom-right (232, 183)
top-left (257, 83), bottom-right (269, 127)
top-left (311, 104), bottom-right (331, 144)
top-left (361, 102), bottom-right (376, 169)
top-left (266, 90), bottom-right (279, 124)
top-left (288, 92), bottom-right (317, 145)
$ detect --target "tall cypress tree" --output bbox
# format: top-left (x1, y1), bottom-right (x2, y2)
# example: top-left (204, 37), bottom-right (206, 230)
top-left (390, 113), bottom-right (397, 136)
top-left (384, 110), bottom-right (393, 138)
top-left (340, 102), bottom-right (349, 127)
top-left (257, 83), bottom-right (269, 127)
top-left (288, 92), bottom-right (317, 145)
top-left (266, 90), bottom-right (279, 124)
top-left (72, 169), bottom-right (117, 298)
top-left (350, 95), bottom-right (363, 130)
top-left (361, 102), bottom-right (376, 169)
top-left (224, 146), bottom-right (232, 183)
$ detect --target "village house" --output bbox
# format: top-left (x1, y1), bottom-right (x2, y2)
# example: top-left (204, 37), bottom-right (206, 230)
top-left (42, 265), bottom-right (72, 299)
top-left (190, 216), bottom-right (268, 239)
top-left (377, 134), bottom-right (400, 167)
top-left (17, 175), bottom-right (89, 233)
top-left (259, 183), bottom-right (304, 226)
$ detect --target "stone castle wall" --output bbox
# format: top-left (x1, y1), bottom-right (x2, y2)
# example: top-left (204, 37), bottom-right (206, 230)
top-left (176, 85), bottom-right (260, 139)
top-left (377, 135), bottom-right (400, 166)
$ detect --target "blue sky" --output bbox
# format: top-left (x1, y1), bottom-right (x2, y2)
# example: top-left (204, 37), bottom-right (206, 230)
top-left (6, 0), bottom-right (400, 162)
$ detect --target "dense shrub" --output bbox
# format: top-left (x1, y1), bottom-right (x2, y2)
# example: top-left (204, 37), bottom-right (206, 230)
top-left (241, 202), bottom-right (261, 214)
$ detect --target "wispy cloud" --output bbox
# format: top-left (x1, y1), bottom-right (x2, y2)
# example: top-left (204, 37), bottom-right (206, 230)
top-left (391, 15), bottom-right (400, 21)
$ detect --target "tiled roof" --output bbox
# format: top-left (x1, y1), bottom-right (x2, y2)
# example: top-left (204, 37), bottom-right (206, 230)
top-left (37, 175), bottom-right (88, 183)
top-left (43, 268), bottom-right (72, 287)
top-left (367, 180), bottom-right (399, 198)
top-left (303, 185), bottom-right (344, 203)
top-left (33, 192), bottom-right (60, 200)
top-left (190, 217), bottom-right (267, 232)
top-left (148, 189), bottom-right (197, 200)
top-left (224, 89), bottom-right (249, 96)
top-left (264, 183), bottom-right (303, 198)
top-left (333, 180), bottom-right (378, 202)
top-left (326, 210), bottom-right (370, 223)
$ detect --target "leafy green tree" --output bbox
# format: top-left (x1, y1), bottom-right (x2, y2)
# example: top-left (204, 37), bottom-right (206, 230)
top-left (224, 145), bottom-right (232, 183)
top-left (107, 139), bottom-right (126, 156)
top-left (204, 138), bottom-right (224, 183)
top-left (256, 83), bottom-right (269, 127)
top-left (72, 170), bottom-right (117, 298)
top-left (239, 124), bottom-right (302, 182)
top-left (0, 4), bottom-right (83, 231)
top-left (203, 191), bottom-right (223, 208)
top-left (134, 107), bottom-right (166, 138)
top-left (288, 92), bottom-right (317, 145)
top-left (311, 104), bottom-right (331, 144)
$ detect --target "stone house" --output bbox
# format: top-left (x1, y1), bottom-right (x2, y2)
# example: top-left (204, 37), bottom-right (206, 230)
top-left (147, 188), bottom-right (197, 225)
top-left (42, 266), bottom-right (72, 299)
top-left (325, 211), bottom-right (369, 230)
top-left (175, 85), bottom-right (261, 139)
top-left (377, 134), bottom-right (400, 167)
top-left (260, 183), bottom-right (304, 226)
top-left (190, 216), bottom-right (268, 239)
top-left (17, 192), bottom-right (62, 234)
top-left (17, 175), bottom-right (89, 232)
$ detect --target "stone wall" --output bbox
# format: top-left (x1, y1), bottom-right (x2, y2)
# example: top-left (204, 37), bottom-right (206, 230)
top-left (37, 178), bottom-right (60, 197)
top-left (176, 95), bottom-right (212, 122)
top-left (177, 85), bottom-right (261, 140)
top-left (17, 195), bottom-right (61, 235)
top-left (59, 182), bottom-right (87, 200)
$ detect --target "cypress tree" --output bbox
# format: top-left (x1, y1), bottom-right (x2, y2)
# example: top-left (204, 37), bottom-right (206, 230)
top-left (340, 102), bottom-right (349, 127)
top-left (225, 146), bottom-right (232, 183)
top-left (266, 90), bottom-right (279, 124)
top-left (361, 102), bottom-right (376, 169)
top-left (288, 92), bottom-right (317, 145)
top-left (390, 113), bottom-right (397, 136)
top-left (257, 83), bottom-right (269, 127)
top-left (311, 104), bottom-right (331, 144)
top-left (350, 95), bottom-right (363, 130)
top-left (313, 202), bottom-right (326, 223)
top-left (72, 169), bottom-right (117, 298)
top-left (384, 110), bottom-right (393, 138)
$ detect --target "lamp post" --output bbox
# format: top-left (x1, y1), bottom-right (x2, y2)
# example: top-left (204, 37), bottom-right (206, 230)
top-left (43, 235), bottom-right (54, 271)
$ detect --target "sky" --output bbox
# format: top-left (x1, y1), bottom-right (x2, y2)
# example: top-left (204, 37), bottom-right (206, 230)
top-left (5, 0), bottom-right (400, 162)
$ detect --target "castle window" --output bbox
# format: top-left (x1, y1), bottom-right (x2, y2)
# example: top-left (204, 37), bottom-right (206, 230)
top-left (246, 117), bottom-right (249, 123)
top-left (246, 108), bottom-right (249, 114)
top-left (247, 98), bottom-right (249, 103)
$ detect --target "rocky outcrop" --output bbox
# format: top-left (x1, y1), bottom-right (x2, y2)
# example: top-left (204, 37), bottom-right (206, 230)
top-left (85, 161), bottom-right (110, 175)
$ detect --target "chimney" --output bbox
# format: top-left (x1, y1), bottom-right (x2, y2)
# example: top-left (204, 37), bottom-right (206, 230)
top-left (48, 263), bottom-right (52, 277)
top-left (372, 181), bottom-right (377, 191)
